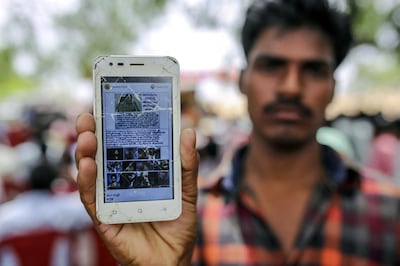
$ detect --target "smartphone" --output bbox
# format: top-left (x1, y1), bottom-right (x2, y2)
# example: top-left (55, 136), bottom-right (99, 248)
top-left (93, 55), bottom-right (181, 224)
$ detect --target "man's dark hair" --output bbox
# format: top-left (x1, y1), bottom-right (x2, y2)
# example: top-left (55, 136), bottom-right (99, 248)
top-left (29, 160), bottom-right (59, 190)
top-left (241, 0), bottom-right (353, 68)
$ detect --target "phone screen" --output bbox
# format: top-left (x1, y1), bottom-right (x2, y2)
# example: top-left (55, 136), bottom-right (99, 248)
top-left (101, 76), bottom-right (174, 203)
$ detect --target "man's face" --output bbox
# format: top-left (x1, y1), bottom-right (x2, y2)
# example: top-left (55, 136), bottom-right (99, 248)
top-left (241, 27), bottom-right (335, 150)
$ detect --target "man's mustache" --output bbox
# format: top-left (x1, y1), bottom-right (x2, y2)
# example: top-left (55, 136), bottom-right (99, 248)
top-left (262, 98), bottom-right (313, 118)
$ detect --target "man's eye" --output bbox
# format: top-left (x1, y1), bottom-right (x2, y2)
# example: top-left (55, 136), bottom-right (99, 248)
top-left (303, 64), bottom-right (330, 77)
top-left (255, 60), bottom-right (284, 71)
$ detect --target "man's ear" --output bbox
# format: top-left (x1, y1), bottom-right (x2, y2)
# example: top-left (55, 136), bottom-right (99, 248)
top-left (238, 69), bottom-right (246, 95)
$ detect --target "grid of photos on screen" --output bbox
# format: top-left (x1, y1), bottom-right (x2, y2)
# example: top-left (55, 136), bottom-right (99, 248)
top-left (106, 147), bottom-right (170, 190)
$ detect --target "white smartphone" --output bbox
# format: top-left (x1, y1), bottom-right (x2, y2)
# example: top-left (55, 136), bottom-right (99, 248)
top-left (93, 55), bottom-right (181, 224)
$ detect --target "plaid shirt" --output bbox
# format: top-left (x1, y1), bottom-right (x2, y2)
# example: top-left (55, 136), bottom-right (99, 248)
top-left (192, 145), bottom-right (400, 266)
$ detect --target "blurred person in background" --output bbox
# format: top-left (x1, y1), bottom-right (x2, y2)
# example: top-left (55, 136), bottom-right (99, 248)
top-left (366, 117), bottom-right (400, 182)
top-left (181, 89), bottom-right (225, 179)
top-left (0, 142), bottom-right (18, 204)
top-left (0, 106), bottom-right (74, 203)
top-left (394, 119), bottom-right (400, 182)
top-left (316, 121), bottom-right (356, 161)
top-left (0, 159), bottom-right (91, 266)
top-left (0, 119), bottom-right (35, 203)
top-left (329, 113), bottom-right (375, 164)
top-left (74, 0), bottom-right (400, 265)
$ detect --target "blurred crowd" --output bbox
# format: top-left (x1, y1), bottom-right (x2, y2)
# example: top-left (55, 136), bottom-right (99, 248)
top-left (0, 104), bottom-right (118, 266)
top-left (0, 105), bottom-right (81, 203)
top-left (0, 90), bottom-right (399, 265)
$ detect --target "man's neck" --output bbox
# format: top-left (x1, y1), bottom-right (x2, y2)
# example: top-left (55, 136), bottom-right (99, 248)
top-left (242, 135), bottom-right (326, 255)
top-left (244, 135), bottom-right (324, 190)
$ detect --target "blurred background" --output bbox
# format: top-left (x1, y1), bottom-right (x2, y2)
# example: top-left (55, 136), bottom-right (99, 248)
top-left (0, 0), bottom-right (400, 265)
top-left (0, 0), bottom-right (400, 189)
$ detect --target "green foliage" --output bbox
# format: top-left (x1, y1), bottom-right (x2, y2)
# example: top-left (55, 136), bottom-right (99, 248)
top-left (357, 61), bottom-right (400, 89)
top-left (0, 49), bottom-right (33, 98)
top-left (347, 0), bottom-right (400, 90)
top-left (55, 0), bottom-right (168, 78)
top-left (351, 0), bottom-right (384, 45)
top-left (1, 0), bottom-right (168, 83)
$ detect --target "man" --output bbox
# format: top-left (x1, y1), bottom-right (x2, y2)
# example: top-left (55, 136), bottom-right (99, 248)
top-left (75, 0), bottom-right (400, 265)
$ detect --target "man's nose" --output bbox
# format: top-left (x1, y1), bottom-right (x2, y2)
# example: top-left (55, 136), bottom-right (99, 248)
top-left (278, 65), bottom-right (302, 96)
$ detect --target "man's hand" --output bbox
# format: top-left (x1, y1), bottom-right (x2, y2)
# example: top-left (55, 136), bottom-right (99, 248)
top-left (75, 113), bottom-right (199, 266)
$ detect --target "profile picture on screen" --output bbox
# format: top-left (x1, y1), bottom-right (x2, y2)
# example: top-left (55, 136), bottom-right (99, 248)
top-left (115, 93), bottom-right (142, 112)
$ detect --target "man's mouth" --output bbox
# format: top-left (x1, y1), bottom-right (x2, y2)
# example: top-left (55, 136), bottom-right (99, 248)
top-left (262, 98), bottom-right (313, 123)
top-left (271, 106), bottom-right (305, 121)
